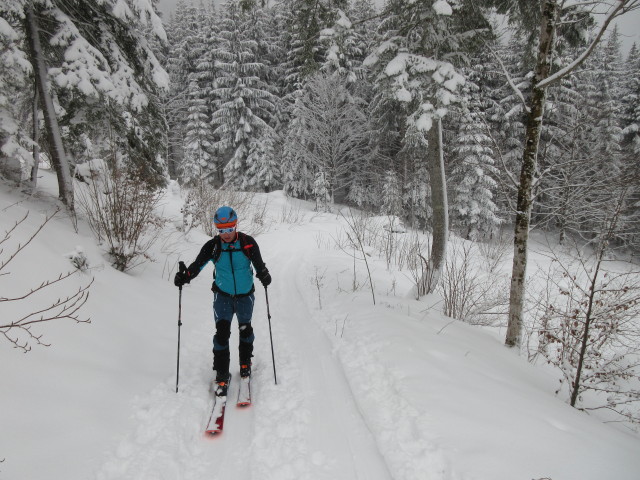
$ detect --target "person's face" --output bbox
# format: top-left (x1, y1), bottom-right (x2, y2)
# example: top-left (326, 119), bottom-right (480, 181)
top-left (218, 226), bottom-right (237, 243)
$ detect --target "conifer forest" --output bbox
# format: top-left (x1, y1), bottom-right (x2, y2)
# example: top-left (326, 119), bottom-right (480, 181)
top-left (2, 0), bottom-right (639, 237)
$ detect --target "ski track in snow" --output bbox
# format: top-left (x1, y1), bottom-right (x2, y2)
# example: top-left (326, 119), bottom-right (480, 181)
top-left (94, 222), bottom-right (396, 480)
top-left (293, 227), bottom-right (460, 480)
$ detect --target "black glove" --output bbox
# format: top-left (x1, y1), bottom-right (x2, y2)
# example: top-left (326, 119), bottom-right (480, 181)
top-left (174, 261), bottom-right (190, 287)
top-left (257, 269), bottom-right (271, 287)
top-left (174, 271), bottom-right (189, 287)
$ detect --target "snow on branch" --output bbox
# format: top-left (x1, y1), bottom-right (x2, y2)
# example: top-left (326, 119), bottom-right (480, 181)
top-left (380, 51), bottom-right (465, 132)
top-left (537, 0), bottom-right (638, 89)
top-left (489, 48), bottom-right (530, 114)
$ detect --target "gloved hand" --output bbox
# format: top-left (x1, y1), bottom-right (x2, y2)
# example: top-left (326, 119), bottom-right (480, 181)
top-left (174, 271), bottom-right (189, 287)
top-left (174, 261), bottom-right (190, 287)
top-left (257, 269), bottom-right (271, 287)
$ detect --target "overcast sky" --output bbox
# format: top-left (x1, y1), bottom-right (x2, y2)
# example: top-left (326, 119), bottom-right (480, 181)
top-left (155, 0), bottom-right (639, 56)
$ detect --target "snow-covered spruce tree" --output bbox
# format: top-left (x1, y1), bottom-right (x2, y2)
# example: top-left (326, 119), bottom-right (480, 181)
top-left (449, 68), bottom-right (501, 241)
top-left (282, 72), bottom-right (373, 204)
top-left (620, 44), bottom-right (640, 250)
top-left (586, 26), bottom-right (624, 178)
top-left (258, 3), bottom-right (292, 152)
top-left (346, 0), bottom-right (381, 105)
top-left (237, 1), bottom-right (282, 192)
top-left (179, 2), bottom-right (221, 187)
top-left (182, 78), bottom-right (216, 186)
top-left (348, 0), bottom-right (380, 64)
top-left (365, 0), bottom-right (490, 293)
top-left (163, 0), bottom-right (212, 180)
top-left (319, 9), bottom-right (364, 83)
top-left (281, 107), bottom-right (314, 198)
top-left (211, 0), bottom-right (277, 188)
top-left (313, 170), bottom-right (332, 212)
top-left (621, 43), bottom-right (640, 157)
top-left (403, 156), bottom-right (432, 229)
top-left (22, 0), bottom-right (168, 204)
top-left (482, 36), bottom-right (528, 217)
top-left (535, 53), bottom-right (602, 244)
top-left (278, 0), bottom-right (348, 96)
top-left (0, 6), bottom-right (32, 179)
top-left (381, 169), bottom-right (403, 217)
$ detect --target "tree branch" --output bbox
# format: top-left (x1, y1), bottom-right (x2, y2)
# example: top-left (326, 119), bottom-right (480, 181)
top-left (537, 0), bottom-right (637, 89)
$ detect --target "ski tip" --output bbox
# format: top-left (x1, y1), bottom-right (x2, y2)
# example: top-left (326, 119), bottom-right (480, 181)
top-left (237, 401), bottom-right (251, 407)
top-left (204, 429), bottom-right (222, 437)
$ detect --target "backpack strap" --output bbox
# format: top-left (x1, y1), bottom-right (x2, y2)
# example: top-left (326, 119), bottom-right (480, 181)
top-left (237, 232), bottom-right (254, 260)
top-left (211, 235), bottom-right (222, 263)
top-left (212, 233), bottom-right (252, 263)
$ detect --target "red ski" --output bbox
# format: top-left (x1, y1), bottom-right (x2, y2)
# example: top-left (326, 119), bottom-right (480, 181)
top-left (205, 376), bottom-right (231, 435)
top-left (237, 376), bottom-right (251, 407)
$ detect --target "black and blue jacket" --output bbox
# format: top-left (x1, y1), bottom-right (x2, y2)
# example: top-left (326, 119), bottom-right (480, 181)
top-left (184, 232), bottom-right (267, 297)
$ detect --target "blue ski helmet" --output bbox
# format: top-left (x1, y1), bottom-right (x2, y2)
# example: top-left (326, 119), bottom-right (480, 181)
top-left (213, 206), bottom-right (238, 228)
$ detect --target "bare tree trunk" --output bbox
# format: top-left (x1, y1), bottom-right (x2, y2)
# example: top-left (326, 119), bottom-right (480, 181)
top-left (505, 0), bottom-right (558, 348)
top-left (24, 4), bottom-right (74, 211)
top-left (569, 258), bottom-right (600, 407)
top-left (420, 117), bottom-right (448, 294)
top-left (30, 77), bottom-right (39, 186)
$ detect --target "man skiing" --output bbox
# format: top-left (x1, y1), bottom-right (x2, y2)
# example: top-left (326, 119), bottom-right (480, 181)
top-left (174, 206), bottom-right (271, 397)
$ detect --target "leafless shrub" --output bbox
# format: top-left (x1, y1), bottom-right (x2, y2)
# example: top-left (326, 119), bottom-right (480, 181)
top-left (529, 193), bottom-right (640, 426)
top-left (403, 236), bottom-right (433, 301)
top-left (336, 209), bottom-right (376, 305)
top-left (280, 202), bottom-right (306, 225)
top-left (314, 232), bottom-right (332, 250)
top-left (76, 163), bottom-right (164, 272)
top-left (437, 238), bottom-right (509, 325)
top-left (311, 266), bottom-right (327, 309)
top-left (247, 196), bottom-right (271, 237)
top-left (395, 231), bottom-right (428, 271)
top-left (477, 227), bottom-right (511, 273)
top-left (0, 210), bottom-right (92, 352)
top-left (376, 216), bottom-right (404, 269)
top-left (531, 245), bottom-right (640, 424)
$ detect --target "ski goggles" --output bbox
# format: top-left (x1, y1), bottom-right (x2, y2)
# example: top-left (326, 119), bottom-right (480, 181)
top-left (217, 226), bottom-right (236, 234)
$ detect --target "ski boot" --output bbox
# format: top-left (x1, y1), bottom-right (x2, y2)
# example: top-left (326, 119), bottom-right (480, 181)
top-left (240, 362), bottom-right (252, 379)
top-left (215, 373), bottom-right (231, 397)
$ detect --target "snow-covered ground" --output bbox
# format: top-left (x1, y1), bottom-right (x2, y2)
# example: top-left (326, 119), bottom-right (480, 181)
top-left (1, 169), bottom-right (639, 480)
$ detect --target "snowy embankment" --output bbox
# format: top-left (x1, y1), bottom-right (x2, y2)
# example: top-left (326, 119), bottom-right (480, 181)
top-left (1, 168), bottom-right (639, 480)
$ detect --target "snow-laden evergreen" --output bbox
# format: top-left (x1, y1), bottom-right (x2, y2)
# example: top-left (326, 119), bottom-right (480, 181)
top-left (449, 67), bottom-right (501, 240)
top-left (319, 9), bottom-right (364, 83)
top-left (211, 0), bottom-right (278, 188)
top-left (588, 26), bottom-right (625, 177)
top-left (621, 43), bottom-right (640, 155)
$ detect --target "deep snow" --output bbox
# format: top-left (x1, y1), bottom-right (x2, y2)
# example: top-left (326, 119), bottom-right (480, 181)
top-left (1, 168), bottom-right (639, 480)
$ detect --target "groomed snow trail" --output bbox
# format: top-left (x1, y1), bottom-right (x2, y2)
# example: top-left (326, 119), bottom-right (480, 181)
top-left (95, 223), bottom-right (392, 480)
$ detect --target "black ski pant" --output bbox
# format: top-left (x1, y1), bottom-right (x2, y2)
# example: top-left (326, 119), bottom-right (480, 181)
top-left (212, 292), bottom-right (255, 381)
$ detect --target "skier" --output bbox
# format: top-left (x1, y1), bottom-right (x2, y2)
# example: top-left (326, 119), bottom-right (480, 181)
top-left (174, 206), bottom-right (271, 397)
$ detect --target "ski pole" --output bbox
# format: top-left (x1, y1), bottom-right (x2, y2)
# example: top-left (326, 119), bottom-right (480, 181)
top-left (176, 261), bottom-right (187, 393)
top-left (176, 286), bottom-right (182, 393)
top-left (265, 286), bottom-right (278, 385)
